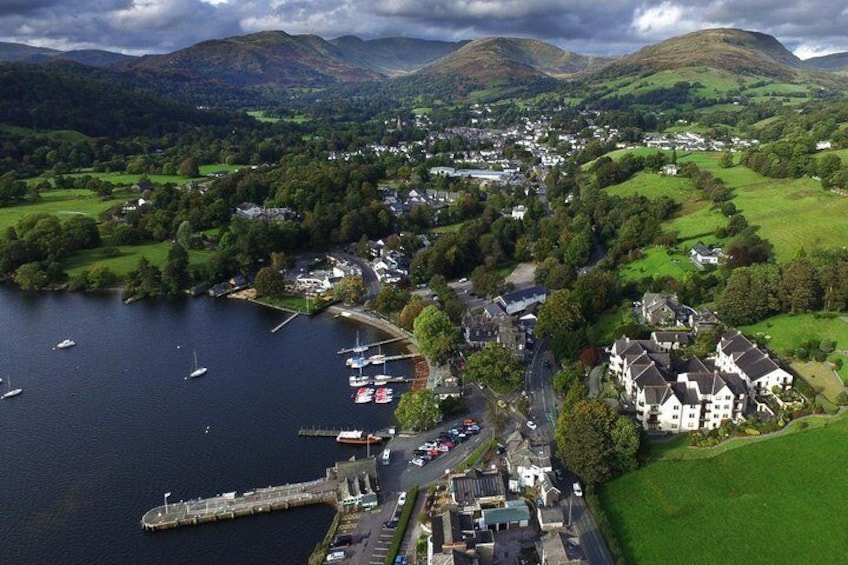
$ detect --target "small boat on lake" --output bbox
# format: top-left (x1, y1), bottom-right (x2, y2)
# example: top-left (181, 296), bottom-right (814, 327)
top-left (345, 354), bottom-right (370, 369)
top-left (56, 339), bottom-right (76, 349)
top-left (190, 351), bottom-right (207, 378)
top-left (354, 387), bottom-right (374, 404)
top-left (349, 374), bottom-right (371, 387)
top-left (1, 376), bottom-right (22, 400)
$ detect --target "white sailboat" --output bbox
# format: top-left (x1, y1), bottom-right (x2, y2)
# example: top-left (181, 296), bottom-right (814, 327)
top-left (1, 376), bottom-right (22, 399)
top-left (351, 331), bottom-right (368, 354)
top-left (190, 351), bottom-right (207, 378)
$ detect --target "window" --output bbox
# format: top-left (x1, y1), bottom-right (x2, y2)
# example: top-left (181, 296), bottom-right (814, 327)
top-left (672, 414), bottom-right (679, 420)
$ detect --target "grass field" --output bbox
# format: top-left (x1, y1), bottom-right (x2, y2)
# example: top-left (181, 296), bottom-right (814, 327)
top-left (741, 313), bottom-right (848, 389)
top-left (0, 189), bottom-right (128, 232)
top-left (598, 413), bottom-right (848, 564)
top-left (605, 170), bottom-right (693, 200)
top-left (618, 246), bottom-right (701, 283)
top-left (61, 241), bottom-right (212, 278)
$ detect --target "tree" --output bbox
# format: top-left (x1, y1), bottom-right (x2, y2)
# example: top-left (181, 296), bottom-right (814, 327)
top-left (14, 261), bottom-right (49, 290)
top-left (537, 289), bottom-right (585, 358)
top-left (556, 399), bottom-right (639, 484)
top-left (413, 305), bottom-right (460, 365)
top-left (394, 390), bottom-right (440, 432)
top-left (333, 275), bottom-right (366, 305)
top-left (162, 243), bottom-right (190, 294)
top-left (177, 157), bottom-right (200, 178)
top-left (778, 257), bottom-right (820, 313)
top-left (254, 266), bottom-right (286, 298)
top-left (719, 151), bottom-right (734, 168)
top-left (374, 285), bottom-right (411, 315)
top-left (463, 344), bottom-right (524, 393)
top-left (716, 264), bottom-right (780, 325)
top-left (86, 262), bottom-right (117, 289)
top-left (398, 297), bottom-right (425, 331)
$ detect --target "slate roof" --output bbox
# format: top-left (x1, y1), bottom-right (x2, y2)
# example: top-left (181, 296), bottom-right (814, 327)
top-left (482, 499), bottom-right (530, 525)
top-left (451, 469), bottom-right (506, 508)
top-left (497, 285), bottom-right (550, 306)
top-left (431, 509), bottom-right (465, 552)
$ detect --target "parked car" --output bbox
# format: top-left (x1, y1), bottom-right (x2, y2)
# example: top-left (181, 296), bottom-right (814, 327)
top-left (330, 534), bottom-right (353, 548)
top-left (526, 420), bottom-right (538, 430)
top-left (411, 457), bottom-right (426, 467)
top-left (326, 550), bottom-right (346, 563)
top-left (573, 482), bottom-right (583, 497)
top-left (398, 491), bottom-right (407, 506)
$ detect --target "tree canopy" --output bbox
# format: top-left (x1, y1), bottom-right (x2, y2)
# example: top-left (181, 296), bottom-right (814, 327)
top-left (413, 305), bottom-right (460, 365)
top-left (463, 344), bottom-right (525, 393)
top-left (394, 389), bottom-right (441, 432)
top-left (556, 399), bottom-right (640, 484)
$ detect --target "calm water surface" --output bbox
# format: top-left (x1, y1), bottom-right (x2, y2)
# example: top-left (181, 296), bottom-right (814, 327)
top-left (0, 287), bottom-right (408, 564)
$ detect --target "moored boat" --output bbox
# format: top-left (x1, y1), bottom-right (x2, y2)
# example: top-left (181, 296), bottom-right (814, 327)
top-left (56, 339), bottom-right (76, 349)
top-left (345, 354), bottom-right (370, 369)
top-left (349, 374), bottom-right (372, 387)
top-left (336, 430), bottom-right (382, 445)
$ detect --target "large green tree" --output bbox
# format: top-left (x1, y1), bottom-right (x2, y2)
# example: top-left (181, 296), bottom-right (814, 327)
top-left (716, 263), bottom-right (781, 325)
top-left (413, 305), bottom-right (460, 364)
top-left (778, 257), bottom-right (821, 313)
top-left (463, 344), bottom-right (524, 393)
top-left (333, 275), bottom-right (366, 304)
top-left (394, 389), bottom-right (440, 432)
top-left (556, 399), bottom-right (639, 484)
top-left (537, 289), bottom-right (585, 359)
top-left (254, 266), bottom-right (286, 298)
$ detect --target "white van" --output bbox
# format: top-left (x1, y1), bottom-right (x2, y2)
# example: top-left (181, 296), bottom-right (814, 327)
top-left (382, 448), bottom-right (391, 466)
top-left (326, 550), bottom-right (346, 562)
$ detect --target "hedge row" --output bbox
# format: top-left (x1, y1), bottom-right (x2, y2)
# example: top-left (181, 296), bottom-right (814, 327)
top-left (383, 484), bottom-right (419, 565)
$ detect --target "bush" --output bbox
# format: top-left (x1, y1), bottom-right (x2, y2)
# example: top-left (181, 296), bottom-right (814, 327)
top-left (836, 391), bottom-right (848, 406)
top-left (813, 350), bottom-right (828, 362)
top-left (795, 348), bottom-right (809, 360)
top-left (833, 358), bottom-right (844, 371)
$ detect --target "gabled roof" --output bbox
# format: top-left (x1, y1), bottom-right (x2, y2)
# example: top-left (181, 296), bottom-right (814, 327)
top-left (721, 372), bottom-right (749, 396)
top-left (497, 285), bottom-right (550, 305)
top-left (643, 384), bottom-right (677, 406)
top-left (652, 331), bottom-right (691, 346)
top-left (735, 348), bottom-right (781, 380)
top-left (632, 364), bottom-right (669, 388)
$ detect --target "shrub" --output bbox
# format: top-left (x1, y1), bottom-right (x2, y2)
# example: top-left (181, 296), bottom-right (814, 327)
top-left (836, 391), bottom-right (848, 406)
top-left (795, 348), bottom-right (809, 360)
top-left (813, 350), bottom-right (828, 362)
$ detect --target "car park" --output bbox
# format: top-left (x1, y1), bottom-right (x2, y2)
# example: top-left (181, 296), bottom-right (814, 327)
top-left (526, 420), bottom-right (538, 430)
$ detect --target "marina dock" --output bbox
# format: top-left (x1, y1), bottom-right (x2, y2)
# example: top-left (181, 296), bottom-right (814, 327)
top-left (337, 336), bottom-right (408, 354)
top-left (140, 479), bottom-right (336, 531)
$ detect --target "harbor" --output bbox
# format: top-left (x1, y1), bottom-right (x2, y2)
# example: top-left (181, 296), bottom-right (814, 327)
top-left (336, 335), bottom-right (408, 355)
top-left (297, 426), bottom-right (396, 440)
top-left (140, 480), bottom-right (337, 531)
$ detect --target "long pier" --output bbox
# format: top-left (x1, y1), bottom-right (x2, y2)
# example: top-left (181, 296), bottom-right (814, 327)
top-left (337, 336), bottom-right (408, 355)
top-left (298, 427), bottom-right (395, 439)
top-left (140, 479), bottom-right (336, 531)
top-left (271, 312), bottom-right (299, 333)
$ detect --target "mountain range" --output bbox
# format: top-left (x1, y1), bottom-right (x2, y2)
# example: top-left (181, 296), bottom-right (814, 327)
top-left (1, 28), bottom-right (848, 104)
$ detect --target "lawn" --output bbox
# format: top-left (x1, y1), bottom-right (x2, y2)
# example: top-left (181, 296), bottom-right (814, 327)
top-left (597, 413), bottom-right (848, 564)
top-left (741, 313), bottom-right (848, 391)
top-left (618, 246), bottom-right (700, 283)
top-left (0, 189), bottom-right (128, 232)
top-left (61, 242), bottom-right (212, 278)
top-left (605, 170), bottom-right (693, 200)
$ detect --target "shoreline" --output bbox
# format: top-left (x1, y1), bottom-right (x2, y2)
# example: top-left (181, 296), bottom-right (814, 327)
top-left (325, 305), bottom-right (418, 354)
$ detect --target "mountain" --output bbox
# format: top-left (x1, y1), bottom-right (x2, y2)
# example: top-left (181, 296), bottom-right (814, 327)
top-left (590, 28), bottom-right (804, 82)
top-left (329, 36), bottom-right (465, 76)
top-left (120, 30), bottom-right (381, 88)
top-left (411, 37), bottom-right (610, 90)
top-left (0, 41), bottom-right (134, 67)
top-left (803, 52), bottom-right (848, 72)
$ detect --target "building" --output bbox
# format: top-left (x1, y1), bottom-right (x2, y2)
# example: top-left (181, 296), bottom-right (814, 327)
top-left (715, 330), bottom-right (794, 394)
top-left (537, 531), bottom-right (586, 564)
top-left (494, 286), bottom-right (549, 316)
top-left (689, 243), bottom-right (723, 266)
top-left (641, 292), bottom-right (682, 326)
top-left (480, 499), bottom-right (530, 531)
top-left (329, 457), bottom-right (379, 511)
top-left (449, 468), bottom-right (507, 513)
top-left (610, 330), bottom-right (790, 433)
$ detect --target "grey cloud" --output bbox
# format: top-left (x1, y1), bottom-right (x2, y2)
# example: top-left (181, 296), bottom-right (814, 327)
top-left (0, 0), bottom-right (846, 57)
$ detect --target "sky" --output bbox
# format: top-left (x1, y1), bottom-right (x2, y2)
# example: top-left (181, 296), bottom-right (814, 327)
top-left (1, 0), bottom-right (847, 60)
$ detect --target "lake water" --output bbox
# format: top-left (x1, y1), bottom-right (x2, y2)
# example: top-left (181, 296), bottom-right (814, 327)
top-left (0, 288), bottom-right (410, 564)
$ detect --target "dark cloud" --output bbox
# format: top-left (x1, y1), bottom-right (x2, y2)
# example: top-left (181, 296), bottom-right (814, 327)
top-left (0, 0), bottom-right (845, 58)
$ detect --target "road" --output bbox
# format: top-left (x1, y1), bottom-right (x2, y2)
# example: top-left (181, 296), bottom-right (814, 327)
top-left (523, 338), bottom-right (613, 565)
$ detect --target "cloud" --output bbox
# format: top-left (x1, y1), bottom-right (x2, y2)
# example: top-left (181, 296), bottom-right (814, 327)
top-left (0, 0), bottom-right (845, 57)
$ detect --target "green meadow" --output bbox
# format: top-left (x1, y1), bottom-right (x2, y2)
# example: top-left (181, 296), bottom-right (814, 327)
top-left (61, 241), bottom-right (213, 278)
top-left (0, 189), bottom-right (128, 232)
top-left (618, 246), bottom-right (701, 283)
top-left (597, 413), bottom-right (848, 564)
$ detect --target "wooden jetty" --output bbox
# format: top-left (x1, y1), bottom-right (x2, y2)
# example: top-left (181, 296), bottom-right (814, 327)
top-left (271, 312), bottom-right (299, 333)
top-left (337, 335), bottom-right (408, 355)
top-left (298, 426), bottom-right (395, 439)
top-left (140, 479), bottom-right (336, 531)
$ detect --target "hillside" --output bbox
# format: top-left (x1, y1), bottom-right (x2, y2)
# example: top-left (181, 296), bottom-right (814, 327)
top-left (591, 28), bottom-right (803, 82)
top-left (804, 52), bottom-right (848, 72)
top-left (0, 41), bottom-right (134, 67)
top-left (0, 63), bottom-right (231, 137)
top-left (330, 36), bottom-right (465, 76)
top-left (120, 30), bottom-right (382, 88)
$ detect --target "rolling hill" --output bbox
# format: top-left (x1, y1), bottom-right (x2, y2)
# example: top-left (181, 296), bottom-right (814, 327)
top-left (804, 52), bottom-right (848, 72)
top-left (590, 28), bottom-right (804, 82)
top-left (0, 41), bottom-right (134, 67)
top-left (329, 36), bottom-right (465, 76)
top-left (119, 30), bottom-right (382, 88)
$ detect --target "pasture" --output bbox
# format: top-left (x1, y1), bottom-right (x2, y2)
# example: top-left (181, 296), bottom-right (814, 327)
top-left (0, 189), bottom-right (127, 232)
top-left (597, 413), bottom-right (848, 564)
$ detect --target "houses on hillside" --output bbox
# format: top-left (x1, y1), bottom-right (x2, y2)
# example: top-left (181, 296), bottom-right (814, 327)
top-left (609, 330), bottom-right (793, 433)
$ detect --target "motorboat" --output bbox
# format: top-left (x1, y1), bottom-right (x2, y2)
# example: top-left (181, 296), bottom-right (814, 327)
top-left (56, 339), bottom-right (76, 349)
top-left (349, 374), bottom-right (372, 387)
top-left (336, 430), bottom-right (382, 445)
top-left (1, 376), bottom-right (22, 399)
top-left (345, 354), bottom-right (370, 369)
